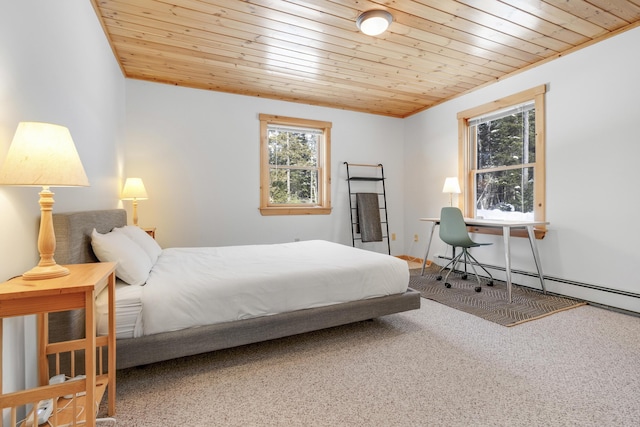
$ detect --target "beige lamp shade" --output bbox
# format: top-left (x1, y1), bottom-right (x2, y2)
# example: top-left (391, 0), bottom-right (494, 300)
top-left (442, 177), bottom-right (461, 194)
top-left (0, 122), bottom-right (89, 280)
top-left (0, 122), bottom-right (89, 186)
top-left (121, 177), bottom-right (148, 200)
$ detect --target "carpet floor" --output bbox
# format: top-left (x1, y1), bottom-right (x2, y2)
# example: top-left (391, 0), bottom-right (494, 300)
top-left (106, 301), bottom-right (640, 426)
top-left (410, 265), bottom-right (586, 326)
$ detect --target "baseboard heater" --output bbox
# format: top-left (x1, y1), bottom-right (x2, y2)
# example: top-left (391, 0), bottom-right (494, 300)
top-left (436, 255), bottom-right (640, 299)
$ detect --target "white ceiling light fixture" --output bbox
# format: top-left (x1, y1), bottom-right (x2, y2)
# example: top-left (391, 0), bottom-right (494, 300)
top-left (356, 10), bottom-right (393, 36)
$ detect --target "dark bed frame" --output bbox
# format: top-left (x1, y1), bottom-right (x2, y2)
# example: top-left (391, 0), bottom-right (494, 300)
top-left (50, 209), bottom-right (421, 369)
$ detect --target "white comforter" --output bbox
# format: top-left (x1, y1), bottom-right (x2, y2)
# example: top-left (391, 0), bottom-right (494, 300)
top-left (141, 240), bottom-right (409, 336)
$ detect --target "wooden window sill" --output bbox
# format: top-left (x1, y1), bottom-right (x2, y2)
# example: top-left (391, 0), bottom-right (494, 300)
top-left (259, 207), bottom-right (332, 216)
top-left (467, 226), bottom-right (547, 239)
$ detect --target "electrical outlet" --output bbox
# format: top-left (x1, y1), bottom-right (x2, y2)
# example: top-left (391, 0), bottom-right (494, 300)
top-left (414, 234), bottom-right (419, 242)
top-left (391, 233), bottom-right (396, 241)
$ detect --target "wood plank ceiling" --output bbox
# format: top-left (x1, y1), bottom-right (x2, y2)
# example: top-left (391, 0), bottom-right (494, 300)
top-left (91, 0), bottom-right (640, 117)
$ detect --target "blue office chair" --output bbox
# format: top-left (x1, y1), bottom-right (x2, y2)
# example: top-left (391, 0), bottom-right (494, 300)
top-left (436, 207), bottom-right (494, 292)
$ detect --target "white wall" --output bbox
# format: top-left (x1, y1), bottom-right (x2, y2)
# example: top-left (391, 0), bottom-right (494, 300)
top-left (124, 80), bottom-right (406, 254)
top-left (0, 0), bottom-right (124, 416)
top-left (404, 27), bottom-right (640, 312)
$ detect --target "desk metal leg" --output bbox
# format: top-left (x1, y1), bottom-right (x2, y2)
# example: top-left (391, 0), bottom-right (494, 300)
top-left (526, 226), bottom-right (547, 294)
top-left (420, 222), bottom-right (437, 275)
top-left (502, 226), bottom-right (513, 303)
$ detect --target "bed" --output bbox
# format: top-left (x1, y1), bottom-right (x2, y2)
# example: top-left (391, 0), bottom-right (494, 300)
top-left (49, 209), bottom-right (420, 369)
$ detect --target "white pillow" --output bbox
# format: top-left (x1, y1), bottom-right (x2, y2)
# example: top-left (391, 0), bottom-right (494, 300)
top-left (114, 225), bottom-right (162, 264)
top-left (91, 228), bottom-right (152, 286)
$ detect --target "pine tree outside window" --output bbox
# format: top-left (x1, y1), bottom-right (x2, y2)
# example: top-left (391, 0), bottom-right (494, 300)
top-left (259, 114), bottom-right (332, 215)
top-left (457, 85), bottom-right (547, 237)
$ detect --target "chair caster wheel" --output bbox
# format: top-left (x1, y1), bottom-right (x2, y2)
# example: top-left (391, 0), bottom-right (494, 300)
top-left (436, 276), bottom-right (442, 281)
top-left (475, 286), bottom-right (481, 292)
top-left (488, 281), bottom-right (494, 286)
top-left (462, 274), bottom-right (468, 280)
top-left (445, 283), bottom-right (452, 288)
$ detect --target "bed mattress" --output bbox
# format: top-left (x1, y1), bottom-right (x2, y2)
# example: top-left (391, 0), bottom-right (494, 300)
top-left (96, 280), bottom-right (143, 339)
top-left (98, 240), bottom-right (409, 338)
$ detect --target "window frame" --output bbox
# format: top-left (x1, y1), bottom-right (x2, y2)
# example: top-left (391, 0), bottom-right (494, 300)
top-left (457, 85), bottom-right (547, 238)
top-left (259, 114), bottom-right (332, 216)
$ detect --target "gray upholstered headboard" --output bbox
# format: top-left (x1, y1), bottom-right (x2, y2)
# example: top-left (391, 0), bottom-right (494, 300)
top-left (53, 209), bottom-right (127, 265)
top-left (48, 210), bottom-right (126, 371)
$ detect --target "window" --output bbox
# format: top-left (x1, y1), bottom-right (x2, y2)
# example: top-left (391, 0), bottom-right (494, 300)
top-left (259, 114), bottom-right (332, 215)
top-left (457, 85), bottom-right (546, 236)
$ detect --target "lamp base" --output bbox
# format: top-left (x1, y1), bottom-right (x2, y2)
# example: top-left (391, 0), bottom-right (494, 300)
top-left (21, 187), bottom-right (70, 280)
top-left (22, 263), bottom-right (70, 280)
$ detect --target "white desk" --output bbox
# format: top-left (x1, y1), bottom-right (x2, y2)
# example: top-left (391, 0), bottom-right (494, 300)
top-left (420, 217), bottom-right (549, 303)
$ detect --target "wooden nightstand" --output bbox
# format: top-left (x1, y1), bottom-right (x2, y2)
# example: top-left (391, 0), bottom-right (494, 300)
top-left (0, 262), bottom-right (117, 427)
top-left (143, 227), bottom-right (156, 239)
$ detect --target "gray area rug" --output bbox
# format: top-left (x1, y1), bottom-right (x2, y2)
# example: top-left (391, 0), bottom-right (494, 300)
top-left (410, 265), bottom-right (586, 326)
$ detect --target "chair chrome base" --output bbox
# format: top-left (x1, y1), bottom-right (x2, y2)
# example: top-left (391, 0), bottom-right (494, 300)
top-left (436, 248), bottom-right (494, 292)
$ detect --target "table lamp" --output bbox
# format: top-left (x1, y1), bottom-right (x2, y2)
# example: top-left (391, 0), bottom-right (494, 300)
top-left (121, 177), bottom-right (148, 226)
top-left (0, 122), bottom-right (89, 280)
top-left (442, 177), bottom-right (461, 206)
